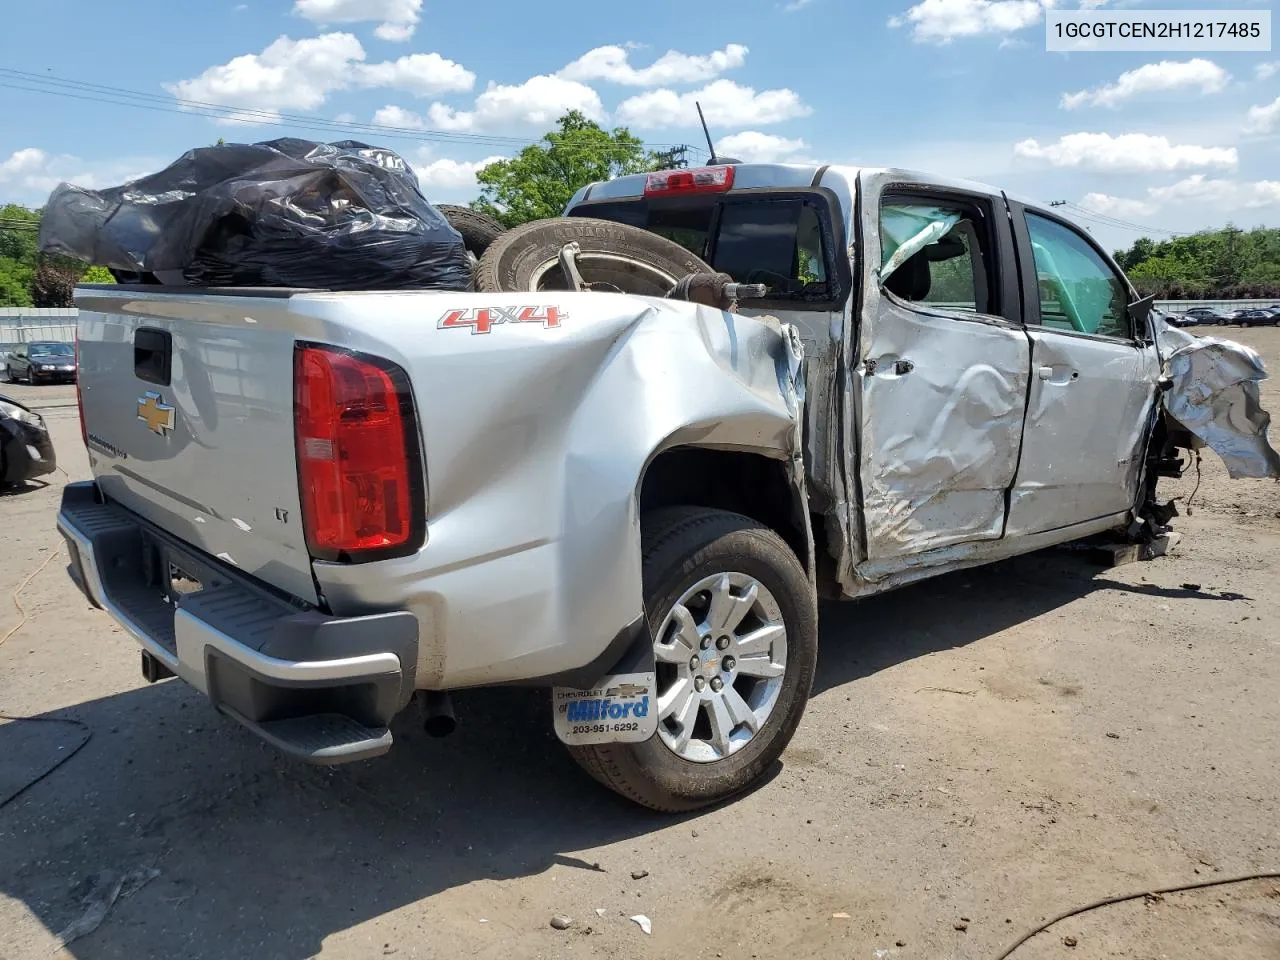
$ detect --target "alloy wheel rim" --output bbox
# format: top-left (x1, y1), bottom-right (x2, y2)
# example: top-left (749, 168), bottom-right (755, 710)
top-left (653, 572), bottom-right (788, 764)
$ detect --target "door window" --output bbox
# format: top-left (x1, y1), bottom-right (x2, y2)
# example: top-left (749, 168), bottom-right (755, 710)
top-left (1025, 213), bottom-right (1130, 339)
top-left (879, 201), bottom-right (992, 315)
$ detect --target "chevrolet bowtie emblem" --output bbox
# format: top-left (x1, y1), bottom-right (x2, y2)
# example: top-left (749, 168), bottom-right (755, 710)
top-left (137, 392), bottom-right (175, 436)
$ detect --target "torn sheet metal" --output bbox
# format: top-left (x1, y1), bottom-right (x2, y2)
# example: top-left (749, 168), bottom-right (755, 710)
top-left (856, 297), bottom-right (1028, 564)
top-left (1154, 314), bottom-right (1280, 479)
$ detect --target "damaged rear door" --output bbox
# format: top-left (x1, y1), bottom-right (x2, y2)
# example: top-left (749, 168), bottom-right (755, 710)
top-left (854, 177), bottom-right (1030, 568)
top-left (1003, 203), bottom-right (1160, 537)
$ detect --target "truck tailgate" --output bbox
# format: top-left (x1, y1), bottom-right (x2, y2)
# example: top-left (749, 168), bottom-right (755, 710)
top-left (76, 287), bottom-right (320, 605)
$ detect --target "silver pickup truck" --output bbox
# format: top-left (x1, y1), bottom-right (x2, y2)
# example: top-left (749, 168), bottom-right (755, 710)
top-left (57, 163), bottom-right (1278, 812)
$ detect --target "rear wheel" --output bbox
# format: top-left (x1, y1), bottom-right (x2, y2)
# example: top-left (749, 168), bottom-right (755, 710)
top-left (475, 218), bottom-right (713, 295)
top-left (568, 507), bottom-right (817, 812)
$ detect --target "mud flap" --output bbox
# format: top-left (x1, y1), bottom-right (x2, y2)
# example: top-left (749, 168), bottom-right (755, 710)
top-left (552, 628), bottom-right (657, 747)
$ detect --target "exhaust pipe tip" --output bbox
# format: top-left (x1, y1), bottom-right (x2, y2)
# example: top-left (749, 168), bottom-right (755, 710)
top-left (419, 691), bottom-right (457, 738)
top-left (141, 651), bottom-right (174, 684)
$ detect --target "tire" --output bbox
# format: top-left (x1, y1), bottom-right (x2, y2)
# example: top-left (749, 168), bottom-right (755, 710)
top-left (568, 507), bottom-right (818, 812)
top-left (475, 217), bottom-right (713, 296)
top-left (437, 204), bottom-right (506, 258)
top-left (25, 367), bottom-right (34, 386)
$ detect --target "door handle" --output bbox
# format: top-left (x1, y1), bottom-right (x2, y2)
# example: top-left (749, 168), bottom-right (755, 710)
top-left (864, 358), bottom-right (914, 376)
top-left (1038, 366), bottom-right (1080, 383)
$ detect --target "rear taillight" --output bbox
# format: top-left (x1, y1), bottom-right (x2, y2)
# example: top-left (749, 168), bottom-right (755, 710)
top-left (644, 165), bottom-right (735, 197)
top-left (75, 332), bottom-right (87, 451)
top-left (294, 344), bottom-right (425, 563)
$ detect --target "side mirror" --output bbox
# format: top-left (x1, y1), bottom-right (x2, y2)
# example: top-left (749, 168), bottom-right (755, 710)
top-left (1128, 294), bottom-right (1156, 342)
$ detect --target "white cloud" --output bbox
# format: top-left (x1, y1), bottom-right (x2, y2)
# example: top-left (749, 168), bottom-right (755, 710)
top-left (427, 75), bottom-right (606, 132)
top-left (1079, 191), bottom-right (1157, 218)
top-left (1255, 62), bottom-right (1279, 81)
top-left (357, 52), bottom-right (475, 97)
top-left (0, 148), bottom-right (48, 181)
top-left (615, 79), bottom-right (810, 130)
top-left (783, 0), bottom-right (816, 9)
top-left (1061, 59), bottom-right (1229, 109)
top-left (294, 0), bottom-right (422, 41)
top-left (716, 131), bottom-right (808, 162)
top-left (166, 34), bottom-right (475, 121)
top-left (372, 105), bottom-right (428, 129)
top-left (889, 0), bottom-right (1050, 44)
top-left (0, 148), bottom-right (162, 202)
top-left (1013, 132), bottom-right (1237, 172)
top-left (1244, 97), bottom-right (1280, 135)
top-left (559, 43), bottom-right (748, 86)
top-left (165, 33), bottom-right (366, 120)
top-left (1148, 175), bottom-right (1280, 209)
top-left (414, 154), bottom-right (506, 194)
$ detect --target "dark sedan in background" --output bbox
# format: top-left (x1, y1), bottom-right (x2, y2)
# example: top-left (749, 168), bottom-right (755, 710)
top-left (0, 393), bottom-right (57, 485)
top-left (1229, 309), bottom-right (1280, 327)
top-left (3, 341), bottom-right (77, 384)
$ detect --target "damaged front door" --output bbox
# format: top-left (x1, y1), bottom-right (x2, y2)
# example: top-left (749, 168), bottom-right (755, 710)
top-left (855, 181), bottom-right (1030, 570)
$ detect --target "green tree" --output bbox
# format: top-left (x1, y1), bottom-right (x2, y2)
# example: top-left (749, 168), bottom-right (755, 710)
top-left (471, 111), bottom-right (657, 227)
top-left (0, 204), bottom-right (116, 306)
top-left (31, 258), bottom-right (79, 307)
top-left (0, 204), bottom-right (41, 307)
top-left (1115, 225), bottom-right (1280, 298)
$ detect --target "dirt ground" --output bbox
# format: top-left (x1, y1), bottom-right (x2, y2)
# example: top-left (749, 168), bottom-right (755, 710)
top-left (1, 329), bottom-right (1278, 960)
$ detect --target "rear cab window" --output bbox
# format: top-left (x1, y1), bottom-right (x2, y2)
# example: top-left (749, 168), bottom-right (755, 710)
top-left (568, 189), bottom-right (847, 310)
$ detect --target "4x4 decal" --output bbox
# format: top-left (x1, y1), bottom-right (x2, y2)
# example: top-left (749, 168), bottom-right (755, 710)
top-left (438, 305), bottom-right (564, 335)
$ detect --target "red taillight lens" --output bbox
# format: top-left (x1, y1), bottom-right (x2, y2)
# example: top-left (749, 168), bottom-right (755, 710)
top-left (294, 344), bottom-right (424, 562)
top-left (644, 165), bottom-right (735, 197)
top-left (75, 331), bottom-right (87, 451)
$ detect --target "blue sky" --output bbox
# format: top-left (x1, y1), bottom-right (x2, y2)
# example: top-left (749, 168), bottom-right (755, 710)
top-left (1, 0), bottom-right (1277, 252)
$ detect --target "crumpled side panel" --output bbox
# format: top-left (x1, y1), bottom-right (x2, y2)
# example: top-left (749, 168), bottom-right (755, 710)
top-left (1155, 316), bottom-right (1280, 479)
top-left (858, 300), bottom-right (1029, 562)
top-left (301, 292), bottom-right (809, 688)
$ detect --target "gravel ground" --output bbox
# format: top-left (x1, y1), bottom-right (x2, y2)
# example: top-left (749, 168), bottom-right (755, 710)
top-left (1, 329), bottom-right (1278, 960)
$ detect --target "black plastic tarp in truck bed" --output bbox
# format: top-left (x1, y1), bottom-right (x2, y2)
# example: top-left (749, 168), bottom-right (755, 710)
top-left (38, 137), bottom-right (473, 292)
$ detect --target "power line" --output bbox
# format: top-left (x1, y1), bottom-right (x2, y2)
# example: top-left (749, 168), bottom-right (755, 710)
top-left (0, 68), bottom-right (708, 159)
top-left (1048, 199), bottom-right (1186, 238)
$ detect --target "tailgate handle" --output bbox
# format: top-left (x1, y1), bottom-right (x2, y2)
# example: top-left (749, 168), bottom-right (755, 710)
top-left (134, 328), bottom-right (172, 386)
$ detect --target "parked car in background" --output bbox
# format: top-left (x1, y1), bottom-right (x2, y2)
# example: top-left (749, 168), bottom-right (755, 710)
top-left (1179, 307), bottom-right (1228, 326)
top-left (0, 393), bottom-right (57, 485)
top-left (4, 341), bottom-right (78, 384)
top-left (1232, 309), bottom-right (1279, 327)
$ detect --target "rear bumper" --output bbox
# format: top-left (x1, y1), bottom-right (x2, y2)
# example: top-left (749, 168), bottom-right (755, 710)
top-left (57, 482), bottom-right (419, 765)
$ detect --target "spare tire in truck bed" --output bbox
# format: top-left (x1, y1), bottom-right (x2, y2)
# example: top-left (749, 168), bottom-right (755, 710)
top-left (436, 205), bottom-right (506, 258)
top-left (475, 217), bottom-right (713, 295)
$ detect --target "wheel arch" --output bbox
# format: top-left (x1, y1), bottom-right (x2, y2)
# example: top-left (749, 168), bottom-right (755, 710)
top-left (638, 443), bottom-right (814, 585)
